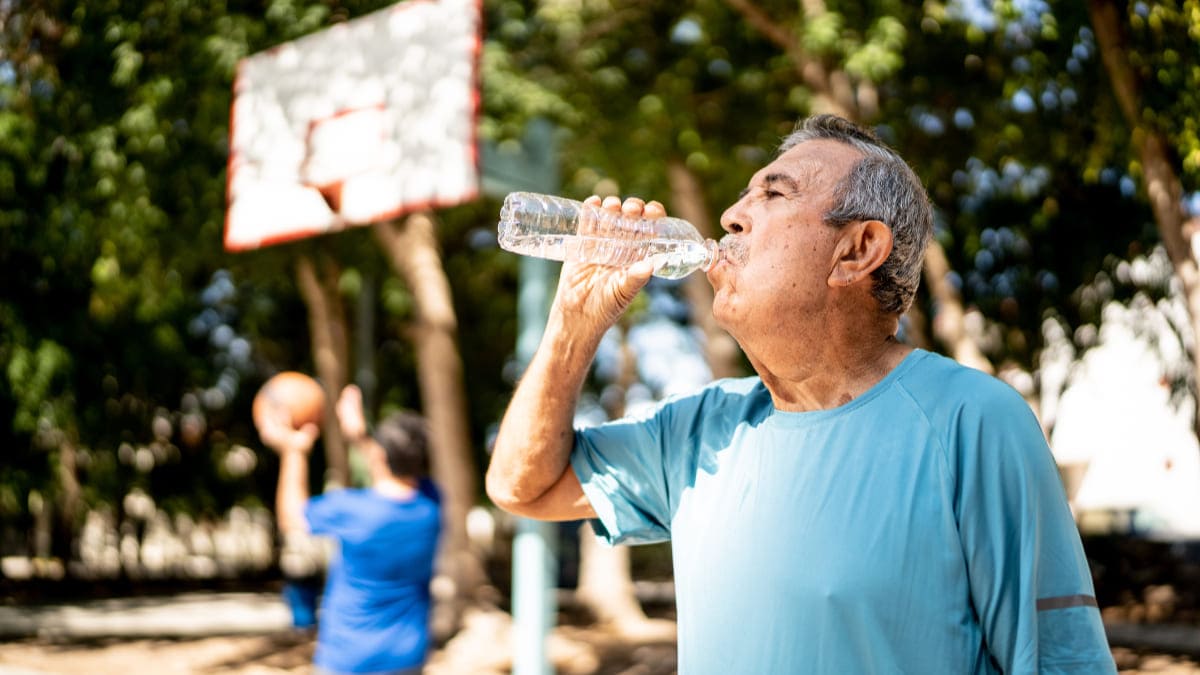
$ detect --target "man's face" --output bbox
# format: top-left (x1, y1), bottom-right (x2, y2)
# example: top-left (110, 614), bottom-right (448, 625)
top-left (706, 139), bottom-right (863, 343)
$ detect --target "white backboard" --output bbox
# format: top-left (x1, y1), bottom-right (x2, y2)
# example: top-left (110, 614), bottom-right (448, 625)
top-left (225, 0), bottom-right (481, 251)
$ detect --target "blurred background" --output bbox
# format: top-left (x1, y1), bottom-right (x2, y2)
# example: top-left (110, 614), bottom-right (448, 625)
top-left (1, 0), bottom-right (1199, 673)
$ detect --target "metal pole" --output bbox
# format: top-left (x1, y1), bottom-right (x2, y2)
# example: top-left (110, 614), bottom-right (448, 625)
top-left (482, 117), bottom-right (562, 675)
top-left (511, 255), bottom-right (558, 675)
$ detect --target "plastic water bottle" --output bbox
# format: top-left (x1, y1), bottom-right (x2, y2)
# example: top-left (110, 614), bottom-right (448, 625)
top-left (496, 192), bottom-right (721, 279)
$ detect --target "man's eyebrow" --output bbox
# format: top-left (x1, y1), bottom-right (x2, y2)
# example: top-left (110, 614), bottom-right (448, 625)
top-left (763, 173), bottom-right (800, 192)
top-left (738, 173), bottom-right (801, 200)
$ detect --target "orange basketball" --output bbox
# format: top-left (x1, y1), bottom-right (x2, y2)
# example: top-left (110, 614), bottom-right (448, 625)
top-left (252, 372), bottom-right (325, 431)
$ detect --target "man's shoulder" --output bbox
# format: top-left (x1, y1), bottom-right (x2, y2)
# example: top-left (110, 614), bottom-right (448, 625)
top-left (897, 349), bottom-right (1027, 412)
top-left (309, 486), bottom-right (373, 510)
top-left (897, 350), bottom-right (1049, 467)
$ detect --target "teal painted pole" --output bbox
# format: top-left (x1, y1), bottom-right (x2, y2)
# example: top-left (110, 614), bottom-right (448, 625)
top-left (512, 255), bottom-right (558, 675)
top-left (482, 117), bottom-right (561, 675)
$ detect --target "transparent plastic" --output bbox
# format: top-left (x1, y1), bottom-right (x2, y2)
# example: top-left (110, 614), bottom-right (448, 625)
top-left (496, 192), bottom-right (720, 279)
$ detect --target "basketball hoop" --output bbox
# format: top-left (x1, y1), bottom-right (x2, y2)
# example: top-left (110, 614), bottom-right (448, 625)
top-left (224, 0), bottom-right (482, 251)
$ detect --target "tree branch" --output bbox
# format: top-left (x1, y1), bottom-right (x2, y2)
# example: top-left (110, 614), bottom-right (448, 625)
top-left (721, 0), bottom-right (856, 118)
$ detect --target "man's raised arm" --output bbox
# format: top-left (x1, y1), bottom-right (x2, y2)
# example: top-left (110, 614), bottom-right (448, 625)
top-left (486, 195), bottom-right (660, 520)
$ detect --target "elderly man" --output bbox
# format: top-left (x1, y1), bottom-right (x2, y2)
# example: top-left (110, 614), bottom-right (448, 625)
top-left (487, 115), bottom-right (1115, 673)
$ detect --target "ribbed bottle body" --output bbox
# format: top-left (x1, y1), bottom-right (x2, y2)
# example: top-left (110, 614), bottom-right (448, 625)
top-left (497, 192), bottom-right (718, 279)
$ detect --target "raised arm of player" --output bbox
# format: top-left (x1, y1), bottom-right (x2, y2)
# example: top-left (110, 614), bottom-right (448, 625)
top-left (486, 195), bottom-right (659, 521)
top-left (257, 405), bottom-right (320, 534)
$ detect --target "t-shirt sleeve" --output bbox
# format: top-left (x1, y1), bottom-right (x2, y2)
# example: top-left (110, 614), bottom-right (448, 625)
top-left (305, 490), bottom-right (348, 537)
top-left (951, 381), bottom-right (1116, 674)
top-left (570, 407), bottom-right (675, 546)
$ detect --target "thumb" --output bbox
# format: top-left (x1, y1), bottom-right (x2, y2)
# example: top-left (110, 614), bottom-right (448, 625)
top-left (627, 258), bottom-right (655, 279)
top-left (614, 260), bottom-right (654, 305)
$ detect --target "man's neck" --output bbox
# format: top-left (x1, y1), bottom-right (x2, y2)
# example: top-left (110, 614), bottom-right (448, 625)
top-left (752, 317), bottom-right (910, 413)
top-left (371, 474), bottom-right (419, 499)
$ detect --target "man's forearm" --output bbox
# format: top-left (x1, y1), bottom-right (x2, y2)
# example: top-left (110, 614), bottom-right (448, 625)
top-left (276, 451), bottom-right (310, 533)
top-left (487, 313), bottom-right (600, 512)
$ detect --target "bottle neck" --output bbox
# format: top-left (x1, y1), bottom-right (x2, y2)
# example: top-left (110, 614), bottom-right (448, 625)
top-left (703, 238), bottom-right (721, 272)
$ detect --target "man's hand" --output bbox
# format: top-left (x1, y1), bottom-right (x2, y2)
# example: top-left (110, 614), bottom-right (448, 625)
top-left (256, 403), bottom-right (319, 456)
top-left (550, 195), bottom-right (659, 337)
top-left (487, 194), bottom-right (664, 521)
top-left (336, 385), bottom-right (368, 443)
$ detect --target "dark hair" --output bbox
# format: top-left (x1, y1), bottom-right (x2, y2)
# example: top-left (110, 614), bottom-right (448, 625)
top-left (371, 411), bottom-right (430, 478)
top-left (778, 115), bottom-right (933, 314)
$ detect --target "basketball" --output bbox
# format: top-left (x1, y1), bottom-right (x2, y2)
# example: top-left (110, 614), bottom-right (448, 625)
top-left (252, 372), bottom-right (326, 432)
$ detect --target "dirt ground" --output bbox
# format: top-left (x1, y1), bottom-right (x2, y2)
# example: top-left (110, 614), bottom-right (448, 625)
top-left (0, 618), bottom-right (1198, 674)
top-left (0, 606), bottom-right (680, 675)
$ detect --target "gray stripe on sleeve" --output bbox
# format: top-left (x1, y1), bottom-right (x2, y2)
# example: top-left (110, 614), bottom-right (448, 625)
top-left (1036, 594), bottom-right (1098, 611)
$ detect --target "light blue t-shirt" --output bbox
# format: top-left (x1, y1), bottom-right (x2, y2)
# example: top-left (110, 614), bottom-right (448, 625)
top-left (571, 349), bottom-right (1115, 674)
top-left (306, 481), bottom-right (441, 674)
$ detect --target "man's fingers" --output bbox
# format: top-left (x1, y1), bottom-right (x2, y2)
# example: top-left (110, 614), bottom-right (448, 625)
top-left (644, 200), bottom-right (666, 219)
top-left (337, 385), bottom-right (362, 414)
top-left (621, 197), bottom-right (646, 216)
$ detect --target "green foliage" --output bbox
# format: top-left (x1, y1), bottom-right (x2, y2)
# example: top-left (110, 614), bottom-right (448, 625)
top-left (0, 0), bottom-right (397, 549)
top-left (1125, 0), bottom-right (1200, 181)
top-left (6, 340), bottom-right (72, 435)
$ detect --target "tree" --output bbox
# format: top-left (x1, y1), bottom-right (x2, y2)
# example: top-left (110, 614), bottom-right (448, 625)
top-left (0, 0), bottom-right (285, 555)
top-left (374, 213), bottom-right (489, 621)
top-left (1087, 0), bottom-right (1200, 430)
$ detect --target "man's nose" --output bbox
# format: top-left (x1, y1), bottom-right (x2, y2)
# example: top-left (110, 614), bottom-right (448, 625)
top-left (719, 201), bottom-right (747, 234)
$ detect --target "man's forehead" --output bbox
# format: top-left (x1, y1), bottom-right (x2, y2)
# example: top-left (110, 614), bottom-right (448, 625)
top-left (751, 140), bottom-right (859, 189)
top-left (752, 158), bottom-right (824, 190)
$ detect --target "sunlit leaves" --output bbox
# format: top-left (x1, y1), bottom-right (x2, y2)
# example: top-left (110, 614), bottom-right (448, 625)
top-left (845, 17), bottom-right (906, 81)
top-left (111, 41), bottom-right (143, 86)
top-left (480, 42), bottom-right (579, 141)
top-left (1123, 0), bottom-right (1200, 187)
top-left (264, 0), bottom-right (330, 35)
top-left (6, 340), bottom-right (72, 436)
top-left (803, 12), bottom-right (845, 54)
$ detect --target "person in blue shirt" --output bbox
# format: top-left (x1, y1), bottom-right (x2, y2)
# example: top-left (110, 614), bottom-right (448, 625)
top-left (259, 385), bottom-right (441, 675)
top-left (486, 114), bottom-right (1116, 673)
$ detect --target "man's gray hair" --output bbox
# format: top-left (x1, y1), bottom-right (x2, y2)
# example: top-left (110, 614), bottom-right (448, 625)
top-left (779, 115), bottom-right (933, 315)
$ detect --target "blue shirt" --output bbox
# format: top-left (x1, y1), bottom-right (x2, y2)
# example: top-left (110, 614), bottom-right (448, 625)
top-left (306, 481), bottom-right (441, 673)
top-left (571, 349), bottom-right (1114, 674)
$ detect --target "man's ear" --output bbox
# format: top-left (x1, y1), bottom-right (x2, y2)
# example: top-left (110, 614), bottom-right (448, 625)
top-left (828, 220), bottom-right (893, 287)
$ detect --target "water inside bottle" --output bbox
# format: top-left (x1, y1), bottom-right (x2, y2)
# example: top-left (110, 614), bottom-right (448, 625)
top-left (500, 232), bottom-right (715, 279)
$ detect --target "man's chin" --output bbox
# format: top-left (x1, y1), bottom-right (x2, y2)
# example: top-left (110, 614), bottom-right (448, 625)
top-left (710, 296), bottom-right (735, 330)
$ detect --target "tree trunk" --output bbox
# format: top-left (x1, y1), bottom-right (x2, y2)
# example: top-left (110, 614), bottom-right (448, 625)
top-left (576, 521), bottom-right (646, 625)
top-left (295, 254), bottom-right (350, 488)
top-left (53, 439), bottom-right (81, 560)
top-left (576, 326), bottom-right (649, 628)
top-left (666, 159), bottom-right (743, 379)
top-left (1089, 0), bottom-right (1200, 435)
top-left (373, 213), bottom-right (488, 623)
